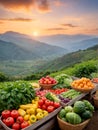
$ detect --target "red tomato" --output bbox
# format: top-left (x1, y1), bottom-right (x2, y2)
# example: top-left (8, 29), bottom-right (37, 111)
top-left (41, 97), bottom-right (46, 102)
top-left (11, 110), bottom-right (19, 119)
top-left (12, 122), bottom-right (20, 130)
top-left (2, 110), bottom-right (11, 119)
top-left (16, 116), bottom-right (24, 124)
top-left (50, 101), bottom-right (54, 106)
top-left (5, 117), bottom-right (14, 126)
top-left (38, 105), bottom-right (42, 109)
top-left (54, 102), bottom-right (60, 108)
top-left (38, 99), bottom-right (44, 106)
top-left (45, 100), bottom-right (51, 106)
top-left (21, 121), bottom-right (29, 129)
top-left (42, 104), bottom-right (47, 110)
top-left (47, 106), bottom-right (54, 113)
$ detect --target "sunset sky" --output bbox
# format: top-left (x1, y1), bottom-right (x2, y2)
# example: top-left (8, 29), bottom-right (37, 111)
top-left (0, 0), bottom-right (98, 36)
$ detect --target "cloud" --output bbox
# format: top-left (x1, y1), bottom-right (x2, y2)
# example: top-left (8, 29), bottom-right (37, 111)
top-left (83, 28), bottom-right (98, 35)
top-left (61, 23), bottom-right (78, 27)
top-left (0, 18), bottom-right (34, 22)
top-left (0, 0), bottom-right (51, 13)
top-left (45, 27), bottom-right (67, 31)
top-left (0, 21), bottom-right (4, 24)
top-left (36, 0), bottom-right (50, 12)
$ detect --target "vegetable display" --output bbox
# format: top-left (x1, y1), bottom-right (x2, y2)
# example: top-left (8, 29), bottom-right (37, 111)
top-left (0, 81), bottom-right (35, 113)
top-left (58, 100), bottom-right (94, 125)
top-left (0, 75), bottom-right (96, 129)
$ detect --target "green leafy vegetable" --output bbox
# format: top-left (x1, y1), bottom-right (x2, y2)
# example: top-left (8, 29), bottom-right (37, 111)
top-left (0, 81), bottom-right (35, 113)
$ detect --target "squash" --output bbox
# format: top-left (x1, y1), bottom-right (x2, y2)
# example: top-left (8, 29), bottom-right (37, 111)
top-left (83, 100), bottom-right (94, 112)
top-left (73, 101), bottom-right (86, 114)
top-left (64, 106), bottom-right (73, 113)
top-left (82, 110), bottom-right (92, 120)
top-left (66, 112), bottom-right (82, 124)
top-left (59, 109), bottom-right (66, 118)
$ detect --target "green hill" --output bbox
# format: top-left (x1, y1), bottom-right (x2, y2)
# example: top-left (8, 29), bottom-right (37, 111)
top-left (36, 44), bottom-right (98, 72)
top-left (0, 44), bottom-right (98, 76)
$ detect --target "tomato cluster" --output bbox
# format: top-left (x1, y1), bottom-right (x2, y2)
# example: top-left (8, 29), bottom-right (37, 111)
top-left (39, 76), bottom-right (57, 85)
top-left (1, 110), bottom-right (29, 130)
top-left (36, 88), bottom-right (68, 97)
top-left (49, 88), bottom-right (69, 95)
top-left (38, 97), bottom-right (60, 113)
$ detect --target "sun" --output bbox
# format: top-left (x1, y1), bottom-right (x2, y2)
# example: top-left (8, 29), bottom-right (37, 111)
top-left (33, 31), bottom-right (39, 36)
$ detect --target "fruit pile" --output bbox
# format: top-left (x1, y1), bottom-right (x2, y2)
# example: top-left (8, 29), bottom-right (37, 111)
top-left (39, 76), bottom-right (57, 85)
top-left (38, 97), bottom-right (60, 113)
top-left (36, 88), bottom-right (68, 97)
top-left (1, 110), bottom-right (29, 129)
top-left (71, 77), bottom-right (95, 91)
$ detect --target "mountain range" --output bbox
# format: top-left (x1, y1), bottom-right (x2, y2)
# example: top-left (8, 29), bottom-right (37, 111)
top-left (0, 31), bottom-right (67, 60)
top-left (36, 34), bottom-right (98, 52)
top-left (0, 31), bottom-right (98, 76)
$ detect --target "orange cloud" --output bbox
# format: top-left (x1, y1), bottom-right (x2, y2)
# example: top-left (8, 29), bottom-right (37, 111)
top-left (36, 0), bottom-right (50, 12)
top-left (83, 28), bottom-right (98, 35)
top-left (0, 18), bottom-right (34, 22)
top-left (0, 0), bottom-right (51, 13)
top-left (45, 27), bottom-right (67, 31)
top-left (61, 23), bottom-right (78, 27)
top-left (0, 21), bottom-right (4, 24)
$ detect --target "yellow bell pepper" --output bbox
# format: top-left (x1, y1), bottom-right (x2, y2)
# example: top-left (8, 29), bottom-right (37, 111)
top-left (26, 109), bottom-right (31, 114)
top-left (18, 108), bottom-right (26, 117)
top-left (29, 108), bottom-right (36, 115)
top-left (32, 104), bottom-right (37, 109)
top-left (36, 108), bottom-right (42, 113)
top-left (20, 104), bottom-right (33, 109)
top-left (42, 110), bottom-right (48, 117)
top-left (24, 114), bottom-right (30, 121)
top-left (36, 112), bottom-right (43, 120)
top-left (29, 115), bottom-right (37, 123)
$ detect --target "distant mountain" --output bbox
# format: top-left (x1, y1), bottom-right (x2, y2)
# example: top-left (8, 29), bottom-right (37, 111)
top-left (35, 34), bottom-right (98, 52)
top-left (0, 40), bottom-right (41, 60)
top-left (0, 31), bottom-right (67, 60)
top-left (69, 38), bottom-right (98, 52)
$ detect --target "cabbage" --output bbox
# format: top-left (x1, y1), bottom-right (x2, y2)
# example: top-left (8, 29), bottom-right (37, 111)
top-left (55, 74), bottom-right (73, 88)
top-left (64, 77), bottom-right (73, 87)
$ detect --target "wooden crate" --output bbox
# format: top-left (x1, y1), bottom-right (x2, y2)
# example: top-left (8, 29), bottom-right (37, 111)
top-left (0, 107), bottom-right (62, 130)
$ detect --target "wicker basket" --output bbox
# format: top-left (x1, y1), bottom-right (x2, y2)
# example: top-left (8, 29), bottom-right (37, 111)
top-left (71, 86), bottom-right (94, 93)
top-left (93, 95), bottom-right (98, 108)
top-left (39, 82), bottom-right (57, 89)
top-left (57, 115), bottom-right (90, 130)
